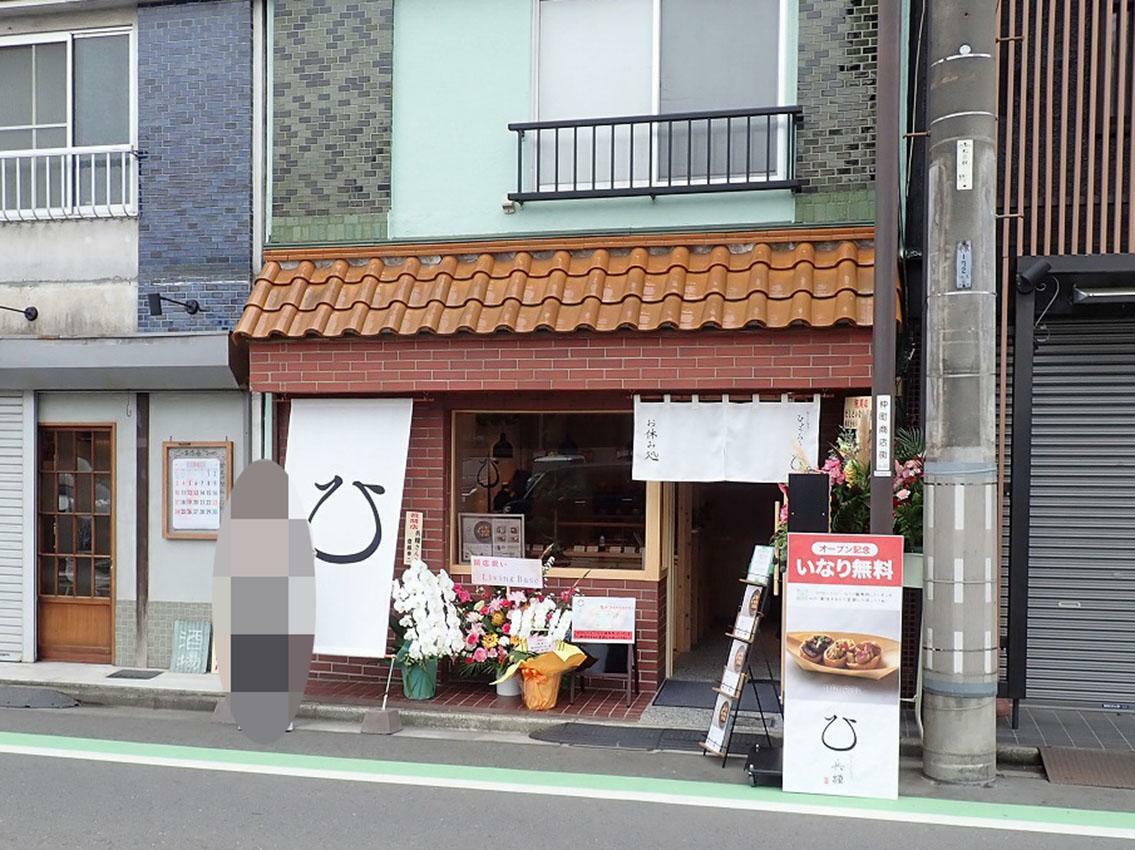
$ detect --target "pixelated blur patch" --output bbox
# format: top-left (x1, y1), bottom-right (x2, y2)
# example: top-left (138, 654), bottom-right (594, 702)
top-left (213, 460), bottom-right (315, 745)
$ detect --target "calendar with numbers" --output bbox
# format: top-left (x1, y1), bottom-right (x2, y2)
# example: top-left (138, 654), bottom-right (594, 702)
top-left (163, 442), bottom-right (232, 539)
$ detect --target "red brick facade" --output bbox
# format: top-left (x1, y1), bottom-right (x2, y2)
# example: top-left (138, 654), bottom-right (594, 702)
top-left (250, 327), bottom-right (873, 395)
top-left (262, 326), bottom-right (871, 695)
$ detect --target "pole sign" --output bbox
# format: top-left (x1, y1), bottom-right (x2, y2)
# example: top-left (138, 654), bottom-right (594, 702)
top-left (873, 394), bottom-right (892, 477)
top-left (470, 556), bottom-right (543, 589)
top-left (782, 532), bottom-right (904, 800)
top-left (571, 596), bottom-right (636, 643)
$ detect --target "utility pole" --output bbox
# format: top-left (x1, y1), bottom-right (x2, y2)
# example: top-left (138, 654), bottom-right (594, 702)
top-left (921, 0), bottom-right (999, 783)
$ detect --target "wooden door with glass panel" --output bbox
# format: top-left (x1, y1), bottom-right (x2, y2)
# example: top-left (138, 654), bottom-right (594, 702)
top-left (37, 426), bottom-right (114, 662)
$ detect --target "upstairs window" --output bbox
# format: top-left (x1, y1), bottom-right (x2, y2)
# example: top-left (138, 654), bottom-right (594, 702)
top-left (535, 0), bottom-right (785, 189)
top-left (0, 29), bottom-right (134, 218)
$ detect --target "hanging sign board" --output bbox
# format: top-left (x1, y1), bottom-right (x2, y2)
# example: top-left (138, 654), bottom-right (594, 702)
top-left (286, 398), bottom-right (413, 658)
top-left (571, 596), bottom-right (636, 643)
top-left (403, 511), bottom-right (424, 565)
top-left (782, 532), bottom-right (904, 800)
top-left (471, 556), bottom-right (543, 589)
top-left (633, 396), bottom-right (819, 483)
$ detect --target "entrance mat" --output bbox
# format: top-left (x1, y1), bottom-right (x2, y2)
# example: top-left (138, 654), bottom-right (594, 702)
top-left (0, 687), bottom-right (78, 709)
top-left (1041, 747), bottom-right (1135, 790)
top-left (531, 722), bottom-right (761, 753)
top-left (653, 678), bottom-right (781, 713)
top-left (107, 669), bottom-right (163, 680)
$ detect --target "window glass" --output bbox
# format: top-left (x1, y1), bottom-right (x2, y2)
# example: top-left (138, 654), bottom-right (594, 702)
top-left (454, 412), bottom-right (645, 570)
top-left (34, 42), bottom-right (67, 126)
top-left (659, 0), bottom-right (780, 180)
top-left (537, 0), bottom-right (653, 188)
top-left (0, 46), bottom-right (33, 127)
top-left (74, 34), bottom-right (129, 146)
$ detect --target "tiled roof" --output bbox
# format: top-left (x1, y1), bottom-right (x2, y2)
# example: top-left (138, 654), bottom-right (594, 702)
top-left (235, 229), bottom-right (875, 340)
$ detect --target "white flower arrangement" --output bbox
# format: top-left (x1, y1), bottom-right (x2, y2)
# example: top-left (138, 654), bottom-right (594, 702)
top-left (510, 595), bottom-right (573, 643)
top-left (390, 560), bottom-right (467, 665)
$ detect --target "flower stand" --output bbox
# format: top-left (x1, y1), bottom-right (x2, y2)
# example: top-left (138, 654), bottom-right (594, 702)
top-left (401, 659), bottom-right (439, 700)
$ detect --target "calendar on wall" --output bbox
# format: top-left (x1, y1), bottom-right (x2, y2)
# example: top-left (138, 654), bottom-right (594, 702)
top-left (163, 441), bottom-right (233, 539)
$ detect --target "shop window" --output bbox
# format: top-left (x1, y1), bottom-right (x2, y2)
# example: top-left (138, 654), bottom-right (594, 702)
top-left (452, 412), bottom-right (645, 570)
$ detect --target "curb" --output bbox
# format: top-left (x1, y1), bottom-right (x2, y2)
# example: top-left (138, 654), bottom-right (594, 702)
top-left (0, 678), bottom-right (1043, 766)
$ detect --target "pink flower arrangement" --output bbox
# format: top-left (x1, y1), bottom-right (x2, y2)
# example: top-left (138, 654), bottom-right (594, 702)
top-left (472, 647), bottom-right (488, 663)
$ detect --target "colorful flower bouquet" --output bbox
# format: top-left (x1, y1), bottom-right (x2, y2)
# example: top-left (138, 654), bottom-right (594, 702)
top-left (452, 584), bottom-right (576, 682)
top-left (772, 426), bottom-right (925, 559)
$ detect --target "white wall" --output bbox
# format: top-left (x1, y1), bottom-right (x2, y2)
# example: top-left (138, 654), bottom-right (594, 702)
top-left (148, 391), bottom-right (248, 604)
top-left (37, 391), bottom-right (137, 602)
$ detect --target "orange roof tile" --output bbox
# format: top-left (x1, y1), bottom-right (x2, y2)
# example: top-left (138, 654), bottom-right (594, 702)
top-left (235, 229), bottom-right (876, 340)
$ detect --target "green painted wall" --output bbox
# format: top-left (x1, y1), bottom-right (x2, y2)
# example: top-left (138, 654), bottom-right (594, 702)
top-left (389, 0), bottom-right (798, 242)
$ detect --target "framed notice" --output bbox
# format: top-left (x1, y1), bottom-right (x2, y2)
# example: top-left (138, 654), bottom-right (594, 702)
top-left (163, 441), bottom-right (233, 540)
top-left (459, 513), bottom-right (525, 560)
top-left (571, 596), bottom-right (636, 643)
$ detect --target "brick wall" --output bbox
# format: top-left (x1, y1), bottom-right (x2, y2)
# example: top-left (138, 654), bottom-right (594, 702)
top-left (136, 0), bottom-right (253, 332)
top-left (270, 0), bottom-right (393, 245)
top-left (250, 328), bottom-right (874, 395)
top-left (796, 0), bottom-right (878, 224)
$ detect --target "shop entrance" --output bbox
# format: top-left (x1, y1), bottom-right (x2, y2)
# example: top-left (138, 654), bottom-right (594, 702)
top-left (669, 482), bottom-right (780, 682)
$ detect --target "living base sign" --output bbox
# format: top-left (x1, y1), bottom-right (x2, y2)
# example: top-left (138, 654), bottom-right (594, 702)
top-left (782, 532), bottom-right (904, 800)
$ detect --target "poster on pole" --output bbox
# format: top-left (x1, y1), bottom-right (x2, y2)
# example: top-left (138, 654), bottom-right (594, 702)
top-left (782, 532), bottom-right (904, 800)
top-left (286, 398), bottom-right (413, 658)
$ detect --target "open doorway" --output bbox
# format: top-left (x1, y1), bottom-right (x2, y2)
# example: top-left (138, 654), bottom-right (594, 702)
top-left (669, 482), bottom-right (781, 683)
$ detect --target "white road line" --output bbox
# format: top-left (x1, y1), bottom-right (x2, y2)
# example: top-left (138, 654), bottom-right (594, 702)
top-left (0, 742), bottom-right (1131, 840)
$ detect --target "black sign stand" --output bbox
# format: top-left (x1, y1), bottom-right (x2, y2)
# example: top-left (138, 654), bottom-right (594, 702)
top-left (699, 581), bottom-right (783, 775)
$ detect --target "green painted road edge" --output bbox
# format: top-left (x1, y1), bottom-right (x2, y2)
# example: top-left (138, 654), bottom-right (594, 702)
top-left (0, 730), bottom-right (1130, 832)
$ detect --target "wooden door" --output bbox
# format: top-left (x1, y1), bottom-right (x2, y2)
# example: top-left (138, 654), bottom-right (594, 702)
top-left (37, 426), bottom-right (114, 662)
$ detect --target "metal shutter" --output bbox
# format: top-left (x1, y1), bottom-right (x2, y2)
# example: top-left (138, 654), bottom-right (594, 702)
top-left (1026, 320), bottom-right (1135, 706)
top-left (0, 393), bottom-right (25, 660)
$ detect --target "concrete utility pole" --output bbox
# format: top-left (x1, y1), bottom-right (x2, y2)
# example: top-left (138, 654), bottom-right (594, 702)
top-left (922, 1), bottom-right (999, 783)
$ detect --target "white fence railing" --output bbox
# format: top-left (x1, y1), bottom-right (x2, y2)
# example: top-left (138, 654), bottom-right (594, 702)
top-left (0, 145), bottom-right (138, 222)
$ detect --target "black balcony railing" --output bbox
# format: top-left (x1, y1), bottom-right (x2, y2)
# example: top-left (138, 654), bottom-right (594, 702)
top-left (507, 106), bottom-right (803, 203)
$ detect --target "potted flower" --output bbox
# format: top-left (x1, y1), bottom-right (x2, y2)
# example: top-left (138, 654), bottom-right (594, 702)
top-left (454, 584), bottom-right (525, 696)
top-left (390, 560), bottom-right (467, 700)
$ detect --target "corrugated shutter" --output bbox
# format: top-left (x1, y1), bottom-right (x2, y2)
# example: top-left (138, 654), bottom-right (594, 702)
top-left (1026, 320), bottom-right (1135, 706)
top-left (0, 393), bottom-right (25, 660)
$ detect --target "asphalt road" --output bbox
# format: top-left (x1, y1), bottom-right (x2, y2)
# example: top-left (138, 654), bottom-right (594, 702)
top-left (0, 704), bottom-right (1130, 850)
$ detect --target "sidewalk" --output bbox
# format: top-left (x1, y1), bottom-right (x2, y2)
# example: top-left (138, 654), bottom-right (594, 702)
top-left (2, 661), bottom-right (1128, 765)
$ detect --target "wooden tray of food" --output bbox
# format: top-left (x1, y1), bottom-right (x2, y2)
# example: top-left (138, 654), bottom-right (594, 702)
top-left (785, 632), bottom-right (901, 680)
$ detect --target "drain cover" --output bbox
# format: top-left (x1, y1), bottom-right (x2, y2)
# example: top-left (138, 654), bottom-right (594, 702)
top-left (107, 669), bottom-right (162, 680)
top-left (1041, 747), bottom-right (1135, 790)
top-left (0, 686), bottom-right (78, 709)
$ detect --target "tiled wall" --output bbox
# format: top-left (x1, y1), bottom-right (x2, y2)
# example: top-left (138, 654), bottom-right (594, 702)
top-left (136, 0), bottom-right (253, 332)
top-left (115, 600), bottom-right (136, 666)
top-left (796, 0), bottom-right (878, 223)
top-left (250, 328), bottom-right (875, 395)
top-left (146, 601), bottom-right (214, 669)
top-left (270, 0), bottom-right (393, 245)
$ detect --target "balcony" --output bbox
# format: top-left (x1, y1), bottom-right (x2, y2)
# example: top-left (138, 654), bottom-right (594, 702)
top-left (508, 106), bottom-right (803, 203)
top-left (0, 145), bottom-right (138, 223)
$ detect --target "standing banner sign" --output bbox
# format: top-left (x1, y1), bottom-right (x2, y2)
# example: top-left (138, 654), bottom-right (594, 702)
top-left (286, 398), bottom-right (413, 658)
top-left (782, 532), bottom-right (904, 799)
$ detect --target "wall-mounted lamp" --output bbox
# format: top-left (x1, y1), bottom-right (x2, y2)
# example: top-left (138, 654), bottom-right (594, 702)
top-left (0, 304), bottom-right (37, 321)
top-left (147, 293), bottom-right (201, 317)
top-left (1073, 286), bottom-right (1135, 304)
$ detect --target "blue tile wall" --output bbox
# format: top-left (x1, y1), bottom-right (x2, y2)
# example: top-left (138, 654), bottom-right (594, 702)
top-left (137, 0), bottom-right (253, 333)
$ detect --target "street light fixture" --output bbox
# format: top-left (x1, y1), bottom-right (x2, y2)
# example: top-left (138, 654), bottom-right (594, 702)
top-left (0, 304), bottom-right (37, 321)
top-left (147, 293), bottom-right (202, 317)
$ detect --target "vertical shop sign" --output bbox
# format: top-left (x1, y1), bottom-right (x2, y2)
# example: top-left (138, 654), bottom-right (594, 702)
top-left (403, 511), bottom-right (424, 565)
top-left (782, 532), bottom-right (904, 799)
top-left (286, 398), bottom-right (413, 657)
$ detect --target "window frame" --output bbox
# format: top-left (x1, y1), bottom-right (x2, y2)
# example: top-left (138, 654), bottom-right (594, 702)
top-left (0, 26), bottom-right (138, 218)
top-left (448, 409), bottom-right (664, 582)
top-left (529, 0), bottom-right (792, 191)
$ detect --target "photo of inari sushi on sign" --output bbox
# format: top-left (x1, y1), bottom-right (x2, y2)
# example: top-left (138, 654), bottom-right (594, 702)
top-left (213, 460), bottom-right (316, 745)
top-left (785, 632), bottom-right (900, 680)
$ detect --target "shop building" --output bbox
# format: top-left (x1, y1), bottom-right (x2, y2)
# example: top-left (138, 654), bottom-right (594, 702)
top-left (0, 0), bottom-right (264, 667)
top-left (246, 0), bottom-right (884, 693)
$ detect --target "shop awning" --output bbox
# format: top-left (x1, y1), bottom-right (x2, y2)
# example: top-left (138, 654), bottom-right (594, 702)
top-left (235, 227), bottom-right (875, 340)
top-left (0, 333), bottom-right (248, 390)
